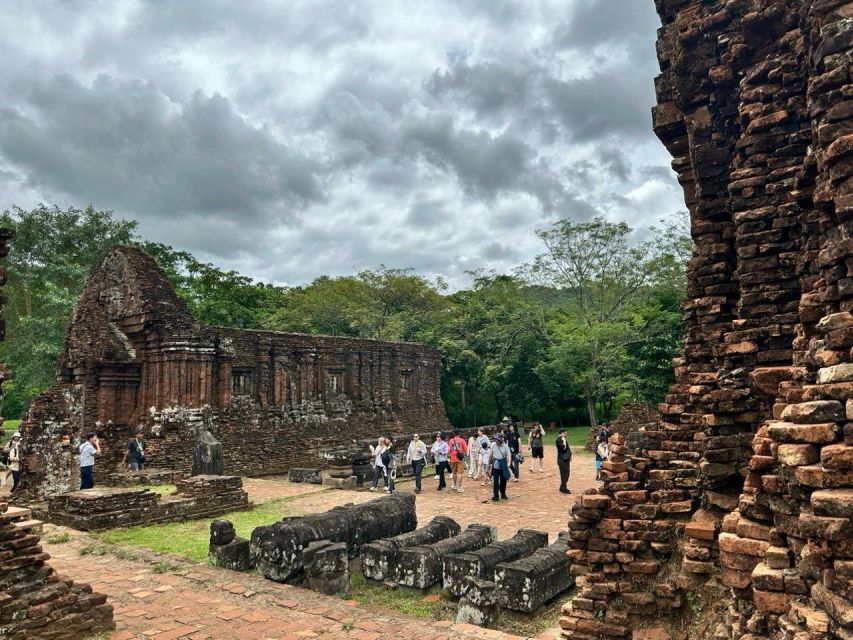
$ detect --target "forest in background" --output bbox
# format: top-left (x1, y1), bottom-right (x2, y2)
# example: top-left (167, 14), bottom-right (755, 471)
top-left (0, 204), bottom-right (690, 428)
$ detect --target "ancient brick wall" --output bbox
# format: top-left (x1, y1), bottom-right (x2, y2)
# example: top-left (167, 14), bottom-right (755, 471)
top-left (17, 246), bottom-right (449, 499)
top-left (560, 1), bottom-right (853, 639)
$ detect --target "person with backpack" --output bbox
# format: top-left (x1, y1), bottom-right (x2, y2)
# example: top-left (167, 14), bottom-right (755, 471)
top-left (595, 435), bottom-right (610, 482)
top-left (4, 432), bottom-right (21, 493)
top-left (447, 429), bottom-right (468, 492)
top-left (487, 433), bottom-right (512, 501)
top-left (406, 433), bottom-right (428, 494)
top-left (369, 436), bottom-right (388, 492)
top-left (430, 432), bottom-right (449, 490)
top-left (383, 438), bottom-right (396, 493)
top-left (556, 428), bottom-right (572, 494)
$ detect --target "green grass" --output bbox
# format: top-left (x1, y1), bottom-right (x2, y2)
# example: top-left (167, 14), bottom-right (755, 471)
top-left (94, 499), bottom-right (290, 562)
top-left (144, 484), bottom-right (177, 497)
top-left (45, 532), bottom-right (71, 544)
top-left (349, 571), bottom-right (451, 618)
top-left (531, 426), bottom-right (590, 449)
top-left (0, 419), bottom-right (21, 447)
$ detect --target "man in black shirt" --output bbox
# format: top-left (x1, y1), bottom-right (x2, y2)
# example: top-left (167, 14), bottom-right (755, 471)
top-left (122, 429), bottom-right (146, 471)
top-left (556, 428), bottom-right (571, 493)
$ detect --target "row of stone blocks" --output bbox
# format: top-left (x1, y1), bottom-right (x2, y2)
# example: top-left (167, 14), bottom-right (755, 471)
top-left (208, 493), bottom-right (575, 622)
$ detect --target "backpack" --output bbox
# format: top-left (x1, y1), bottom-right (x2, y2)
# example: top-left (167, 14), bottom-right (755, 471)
top-left (381, 449), bottom-right (393, 467)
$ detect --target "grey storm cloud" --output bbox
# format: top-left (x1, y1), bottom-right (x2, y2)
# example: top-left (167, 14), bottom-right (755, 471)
top-left (0, 0), bottom-right (682, 288)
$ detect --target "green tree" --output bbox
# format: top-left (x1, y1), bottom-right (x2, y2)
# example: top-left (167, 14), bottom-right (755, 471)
top-left (0, 205), bottom-right (137, 417)
top-left (139, 242), bottom-right (283, 328)
top-left (528, 214), bottom-right (688, 429)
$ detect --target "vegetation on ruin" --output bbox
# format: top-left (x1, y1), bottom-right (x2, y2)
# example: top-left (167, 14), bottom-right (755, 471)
top-left (0, 204), bottom-right (688, 428)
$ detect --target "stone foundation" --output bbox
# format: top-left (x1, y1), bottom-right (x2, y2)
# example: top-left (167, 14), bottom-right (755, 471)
top-left (42, 475), bottom-right (250, 531)
top-left (361, 515), bottom-right (460, 582)
top-left (494, 532), bottom-right (574, 613)
top-left (251, 493), bottom-right (417, 582)
top-left (443, 529), bottom-right (549, 598)
top-left (396, 524), bottom-right (497, 589)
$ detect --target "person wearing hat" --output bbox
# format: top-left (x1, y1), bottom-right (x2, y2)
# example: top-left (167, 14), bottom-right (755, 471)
top-left (556, 428), bottom-right (572, 494)
top-left (487, 432), bottom-right (512, 501)
top-left (406, 433), bottom-right (428, 493)
top-left (3, 432), bottom-right (22, 492)
top-left (122, 428), bottom-right (146, 471)
top-left (430, 432), bottom-right (449, 490)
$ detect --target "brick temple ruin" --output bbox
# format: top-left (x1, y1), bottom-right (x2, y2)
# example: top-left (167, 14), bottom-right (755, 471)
top-left (559, 1), bottom-right (853, 639)
top-left (17, 245), bottom-right (448, 499)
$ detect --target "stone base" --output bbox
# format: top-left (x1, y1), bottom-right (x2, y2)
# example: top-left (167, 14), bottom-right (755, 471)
top-left (322, 475), bottom-right (357, 489)
top-left (210, 538), bottom-right (252, 571)
top-left (288, 468), bottom-right (323, 484)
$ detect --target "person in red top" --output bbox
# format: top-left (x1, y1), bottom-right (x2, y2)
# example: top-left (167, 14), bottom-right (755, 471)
top-left (448, 429), bottom-right (469, 493)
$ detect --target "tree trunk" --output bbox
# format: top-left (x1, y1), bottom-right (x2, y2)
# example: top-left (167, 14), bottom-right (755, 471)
top-left (586, 395), bottom-right (598, 430)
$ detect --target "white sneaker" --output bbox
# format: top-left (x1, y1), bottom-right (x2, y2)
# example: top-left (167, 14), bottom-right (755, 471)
top-left (434, 475), bottom-right (439, 480)
top-left (384, 487), bottom-right (390, 492)
top-left (457, 487), bottom-right (464, 493)
top-left (369, 487), bottom-right (376, 492)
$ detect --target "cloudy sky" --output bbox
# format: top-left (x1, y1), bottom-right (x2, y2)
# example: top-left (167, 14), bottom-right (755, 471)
top-left (0, 0), bottom-right (684, 288)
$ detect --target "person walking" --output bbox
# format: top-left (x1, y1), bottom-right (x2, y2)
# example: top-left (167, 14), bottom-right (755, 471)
top-left (6, 432), bottom-right (21, 493)
top-left (447, 429), bottom-right (468, 492)
top-left (79, 433), bottom-right (101, 490)
top-left (466, 433), bottom-right (478, 478)
top-left (556, 428), bottom-right (572, 493)
top-left (506, 424), bottom-right (521, 482)
top-left (406, 433), bottom-right (428, 494)
top-left (527, 422), bottom-right (546, 472)
top-left (369, 436), bottom-right (387, 491)
top-left (431, 432), bottom-right (449, 490)
top-left (488, 433), bottom-right (512, 501)
top-left (122, 429), bottom-right (146, 471)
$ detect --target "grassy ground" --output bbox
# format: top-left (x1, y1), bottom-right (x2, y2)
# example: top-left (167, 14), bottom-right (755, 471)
top-left (95, 498), bottom-right (291, 562)
top-left (349, 571), bottom-right (453, 619)
top-left (534, 425), bottom-right (589, 448)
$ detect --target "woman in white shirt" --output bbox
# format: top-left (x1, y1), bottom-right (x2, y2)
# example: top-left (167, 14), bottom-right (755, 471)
top-left (369, 436), bottom-right (387, 491)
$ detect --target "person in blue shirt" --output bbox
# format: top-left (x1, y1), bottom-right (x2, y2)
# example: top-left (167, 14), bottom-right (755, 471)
top-left (79, 433), bottom-right (101, 489)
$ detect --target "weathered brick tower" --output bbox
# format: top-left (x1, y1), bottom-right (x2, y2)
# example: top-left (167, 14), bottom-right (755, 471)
top-left (18, 245), bottom-right (449, 499)
top-left (560, 1), bottom-right (853, 638)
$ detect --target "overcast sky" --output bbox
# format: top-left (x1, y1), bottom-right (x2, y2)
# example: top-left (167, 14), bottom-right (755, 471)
top-left (0, 0), bottom-right (684, 289)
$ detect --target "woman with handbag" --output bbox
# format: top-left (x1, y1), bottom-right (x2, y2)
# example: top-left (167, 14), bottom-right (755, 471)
top-left (487, 433), bottom-right (512, 501)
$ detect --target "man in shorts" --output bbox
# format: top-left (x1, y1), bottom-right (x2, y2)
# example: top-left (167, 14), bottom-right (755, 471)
top-left (447, 429), bottom-right (468, 492)
top-left (527, 422), bottom-right (546, 472)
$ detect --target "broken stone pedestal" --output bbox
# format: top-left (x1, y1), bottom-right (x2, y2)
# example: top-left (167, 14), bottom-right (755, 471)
top-left (362, 515), bottom-right (461, 581)
top-left (288, 468), bottom-right (323, 484)
top-left (456, 576), bottom-right (498, 627)
top-left (494, 532), bottom-right (573, 612)
top-left (443, 528), bottom-right (548, 597)
top-left (209, 519), bottom-right (252, 571)
top-left (395, 524), bottom-right (496, 589)
top-left (322, 474), bottom-right (357, 489)
top-left (303, 540), bottom-right (349, 597)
